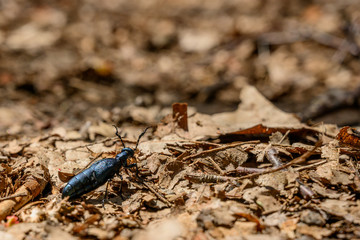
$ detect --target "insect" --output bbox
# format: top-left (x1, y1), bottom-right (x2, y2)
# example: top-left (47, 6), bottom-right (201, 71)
top-left (62, 125), bottom-right (149, 205)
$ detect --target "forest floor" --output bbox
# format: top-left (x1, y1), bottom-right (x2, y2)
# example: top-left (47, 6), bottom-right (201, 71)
top-left (1, 0), bottom-right (360, 239)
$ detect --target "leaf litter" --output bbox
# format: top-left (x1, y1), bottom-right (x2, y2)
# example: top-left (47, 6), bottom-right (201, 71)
top-left (0, 86), bottom-right (360, 239)
top-left (1, 1), bottom-right (360, 239)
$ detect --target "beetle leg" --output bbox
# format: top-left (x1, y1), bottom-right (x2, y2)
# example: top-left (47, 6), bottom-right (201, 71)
top-left (125, 163), bottom-right (140, 177)
top-left (124, 163), bottom-right (137, 169)
top-left (102, 179), bottom-right (111, 209)
top-left (119, 181), bottom-right (125, 200)
top-left (114, 173), bottom-right (125, 200)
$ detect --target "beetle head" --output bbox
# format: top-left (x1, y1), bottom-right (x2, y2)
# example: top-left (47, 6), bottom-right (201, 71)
top-left (121, 147), bottom-right (135, 157)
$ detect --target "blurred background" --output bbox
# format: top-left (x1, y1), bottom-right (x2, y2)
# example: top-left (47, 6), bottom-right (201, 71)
top-left (1, 0), bottom-right (360, 135)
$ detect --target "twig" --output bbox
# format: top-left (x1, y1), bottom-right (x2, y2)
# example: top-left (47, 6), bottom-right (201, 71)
top-left (293, 159), bottom-right (327, 171)
top-left (188, 141), bottom-right (321, 183)
top-left (188, 141), bottom-right (222, 147)
top-left (265, 142), bottom-right (316, 200)
top-left (167, 146), bottom-right (186, 154)
top-left (182, 140), bottom-right (259, 162)
top-left (237, 141), bottom-right (321, 180)
top-left (189, 159), bottom-right (215, 169)
top-left (0, 193), bottom-right (27, 201)
top-left (206, 157), bottom-right (225, 175)
top-left (278, 130), bottom-right (291, 144)
top-left (138, 178), bottom-right (172, 207)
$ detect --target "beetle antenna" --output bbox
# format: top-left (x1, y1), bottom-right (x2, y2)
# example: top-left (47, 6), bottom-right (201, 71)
top-left (113, 125), bottom-right (126, 148)
top-left (135, 127), bottom-right (150, 150)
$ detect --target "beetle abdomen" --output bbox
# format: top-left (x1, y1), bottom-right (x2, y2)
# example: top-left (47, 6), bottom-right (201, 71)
top-left (62, 158), bottom-right (119, 199)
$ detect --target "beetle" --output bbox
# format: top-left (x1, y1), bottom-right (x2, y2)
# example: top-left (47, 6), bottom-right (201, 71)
top-left (62, 125), bottom-right (149, 205)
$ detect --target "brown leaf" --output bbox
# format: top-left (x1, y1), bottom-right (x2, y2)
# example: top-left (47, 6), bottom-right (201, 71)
top-left (58, 171), bottom-right (75, 183)
top-left (337, 126), bottom-right (360, 148)
top-left (219, 124), bottom-right (320, 143)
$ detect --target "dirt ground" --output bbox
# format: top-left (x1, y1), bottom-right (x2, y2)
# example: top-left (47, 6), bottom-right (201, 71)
top-left (1, 0), bottom-right (360, 239)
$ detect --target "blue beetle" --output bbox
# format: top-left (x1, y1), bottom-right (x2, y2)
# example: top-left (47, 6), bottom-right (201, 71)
top-left (62, 125), bottom-right (149, 204)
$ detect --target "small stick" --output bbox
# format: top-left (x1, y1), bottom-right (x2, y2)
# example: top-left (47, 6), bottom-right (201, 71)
top-left (294, 159), bottom-right (327, 171)
top-left (138, 179), bottom-right (172, 207)
top-left (188, 141), bottom-right (222, 147)
top-left (206, 157), bottom-right (225, 175)
top-left (0, 193), bottom-right (27, 201)
top-left (189, 142), bottom-right (321, 183)
top-left (278, 130), bottom-right (291, 144)
top-left (189, 159), bottom-right (214, 169)
top-left (182, 141), bottom-right (259, 162)
top-left (237, 141), bottom-right (321, 180)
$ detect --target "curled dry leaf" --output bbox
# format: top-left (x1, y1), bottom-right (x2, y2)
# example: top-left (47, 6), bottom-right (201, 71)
top-left (336, 126), bottom-right (360, 148)
top-left (0, 158), bottom-right (50, 221)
